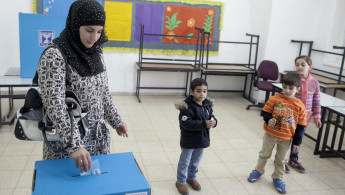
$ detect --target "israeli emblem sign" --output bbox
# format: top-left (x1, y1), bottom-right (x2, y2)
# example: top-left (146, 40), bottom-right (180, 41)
top-left (39, 30), bottom-right (55, 47)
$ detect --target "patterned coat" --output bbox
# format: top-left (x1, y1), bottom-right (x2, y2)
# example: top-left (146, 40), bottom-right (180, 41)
top-left (37, 46), bottom-right (123, 160)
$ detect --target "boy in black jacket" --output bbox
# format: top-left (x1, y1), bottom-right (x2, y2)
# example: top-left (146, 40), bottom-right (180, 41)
top-left (175, 78), bottom-right (217, 195)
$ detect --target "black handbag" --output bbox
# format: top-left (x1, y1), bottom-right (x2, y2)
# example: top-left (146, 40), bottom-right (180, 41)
top-left (13, 45), bottom-right (89, 152)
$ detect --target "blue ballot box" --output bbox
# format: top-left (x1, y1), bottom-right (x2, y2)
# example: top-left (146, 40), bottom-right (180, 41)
top-left (32, 152), bottom-right (151, 195)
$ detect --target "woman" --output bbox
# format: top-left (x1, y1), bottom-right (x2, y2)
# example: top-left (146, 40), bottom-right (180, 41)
top-left (37, 0), bottom-right (128, 173)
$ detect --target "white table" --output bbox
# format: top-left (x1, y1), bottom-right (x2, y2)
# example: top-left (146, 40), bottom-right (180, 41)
top-left (0, 75), bottom-right (36, 125)
top-left (320, 106), bottom-right (345, 159)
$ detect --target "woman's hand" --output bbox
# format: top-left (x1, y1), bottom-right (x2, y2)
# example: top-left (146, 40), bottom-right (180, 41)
top-left (71, 148), bottom-right (91, 173)
top-left (116, 123), bottom-right (128, 137)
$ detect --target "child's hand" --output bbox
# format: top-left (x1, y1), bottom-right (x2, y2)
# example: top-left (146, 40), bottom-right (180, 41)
top-left (268, 118), bottom-right (276, 128)
top-left (315, 121), bottom-right (322, 128)
top-left (206, 120), bottom-right (216, 128)
top-left (292, 145), bottom-right (299, 154)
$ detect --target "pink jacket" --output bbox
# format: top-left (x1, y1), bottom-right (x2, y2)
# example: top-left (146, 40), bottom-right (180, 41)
top-left (295, 74), bottom-right (321, 126)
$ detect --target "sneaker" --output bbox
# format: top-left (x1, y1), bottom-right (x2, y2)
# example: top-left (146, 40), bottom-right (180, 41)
top-left (248, 170), bottom-right (262, 182)
top-left (288, 158), bottom-right (305, 173)
top-left (273, 179), bottom-right (286, 194)
top-left (284, 164), bottom-right (290, 173)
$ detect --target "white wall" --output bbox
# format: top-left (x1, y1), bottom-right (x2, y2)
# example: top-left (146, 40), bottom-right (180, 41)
top-left (264, 0), bottom-right (338, 71)
top-left (0, 0), bottom-right (31, 76)
top-left (1, 0), bottom-right (344, 98)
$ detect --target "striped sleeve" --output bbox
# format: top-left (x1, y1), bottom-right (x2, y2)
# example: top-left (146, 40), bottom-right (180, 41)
top-left (262, 96), bottom-right (275, 113)
top-left (297, 101), bottom-right (307, 126)
top-left (312, 81), bottom-right (321, 123)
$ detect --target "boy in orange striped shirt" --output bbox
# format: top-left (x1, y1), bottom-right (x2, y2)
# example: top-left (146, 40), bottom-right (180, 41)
top-left (248, 72), bottom-right (307, 194)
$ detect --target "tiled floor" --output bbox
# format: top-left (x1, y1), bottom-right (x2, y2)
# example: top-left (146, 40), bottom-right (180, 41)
top-left (1, 93), bottom-right (345, 194)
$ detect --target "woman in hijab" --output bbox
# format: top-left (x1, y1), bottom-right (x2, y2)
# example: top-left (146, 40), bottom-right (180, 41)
top-left (37, 0), bottom-right (128, 172)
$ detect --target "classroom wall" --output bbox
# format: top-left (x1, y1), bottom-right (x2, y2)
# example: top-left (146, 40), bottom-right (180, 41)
top-left (264, 0), bottom-right (345, 100)
top-left (0, 0), bottom-right (344, 99)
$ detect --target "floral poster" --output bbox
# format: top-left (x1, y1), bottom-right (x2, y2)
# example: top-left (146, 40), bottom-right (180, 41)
top-left (163, 5), bottom-right (215, 45)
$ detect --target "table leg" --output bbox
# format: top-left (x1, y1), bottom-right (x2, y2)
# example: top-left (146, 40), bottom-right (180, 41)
top-left (314, 106), bottom-right (327, 155)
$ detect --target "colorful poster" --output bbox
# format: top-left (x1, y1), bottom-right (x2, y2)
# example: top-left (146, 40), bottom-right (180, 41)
top-left (134, 3), bottom-right (164, 42)
top-left (42, 0), bottom-right (103, 15)
top-left (163, 5), bottom-right (215, 45)
top-left (105, 1), bottom-right (133, 41)
top-left (34, 0), bottom-right (222, 54)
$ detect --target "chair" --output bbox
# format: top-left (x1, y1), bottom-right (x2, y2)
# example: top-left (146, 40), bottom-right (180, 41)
top-left (246, 60), bottom-right (281, 110)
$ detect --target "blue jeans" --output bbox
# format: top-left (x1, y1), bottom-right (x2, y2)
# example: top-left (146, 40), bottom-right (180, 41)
top-left (290, 128), bottom-right (306, 159)
top-left (177, 147), bottom-right (204, 184)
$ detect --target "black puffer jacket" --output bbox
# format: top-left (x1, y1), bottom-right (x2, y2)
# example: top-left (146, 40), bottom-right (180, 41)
top-left (175, 95), bottom-right (217, 148)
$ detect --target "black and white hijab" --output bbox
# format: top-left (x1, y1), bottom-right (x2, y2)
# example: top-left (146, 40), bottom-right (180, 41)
top-left (53, 0), bottom-right (108, 77)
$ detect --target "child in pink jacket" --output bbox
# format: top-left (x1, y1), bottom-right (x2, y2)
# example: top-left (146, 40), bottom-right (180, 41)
top-left (285, 55), bottom-right (322, 173)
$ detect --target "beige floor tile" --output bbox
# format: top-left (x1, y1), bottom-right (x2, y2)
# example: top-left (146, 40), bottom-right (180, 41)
top-left (12, 188), bottom-right (32, 195)
top-left (210, 177), bottom-right (249, 194)
top-left (161, 140), bottom-right (180, 152)
top-left (200, 149), bottom-right (222, 164)
top-left (209, 139), bottom-right (233, 150)
top-left (213, 149), bottom-right (246, 163)
top-left (0, 144), bottom-right (7, 155)
top-left (296, 158), bottom-right (333, 173)
top-left (145, 164), bottom-right (176, 182)
top-left (216, 127), bottom-right (244, 139)
top-left (16, 170), bottom-right (33, 188)
top-left (200, 163), bottom-right (234, 178)
top-left (155, 131), bottom-right (179, 141)
top-left (0, 156), bottom-right (29, 171)
top-left (130, 121), bottom-right (153, 131)
top-left (238, 148), bottom-right (262, 162)
top-left (165, 151), bottom-right (180, 166)
top-left (141, 152), bottom-right (170, 166)
top-left (0, 132), bottom-right (14, 144)
top-left (304, 189), bottom-right (342, 195)
top-left (228, 138), bottom-right (256, 150)
top-left (24, 155), bottom-right (42, 171)
top-left (112, 141), bottom-right (139, 153)
top-left (137, 141), bottom-right (164, 152)
top-left (314, 171), bottom-right (345, 189)
top-left (2, 143), bottom-right (35, 156)
top-left (0, 171), bottom-right (22, 188)
top-left (150, 181), bottom-right (181, 195)
top-left (0, 189), bottom-right (13, 195)
top-left (291, 173), bottom-right (332, 191)
top-left (31, 142), bottom-right (43, 156)
top-left (335, 189), bottom-right (345, 194)
top-left (151, 123), bottom-right (177, 132)
top-left (225, 161), bottom-right (253, 177)
top-left (133, 131), bottom-right (159, 141)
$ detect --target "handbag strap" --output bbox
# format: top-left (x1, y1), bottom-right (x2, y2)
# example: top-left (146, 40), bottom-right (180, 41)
top-left (39, 107), bottom-right (75, 152)
top-left (35, 44), bottom-right (73, 152)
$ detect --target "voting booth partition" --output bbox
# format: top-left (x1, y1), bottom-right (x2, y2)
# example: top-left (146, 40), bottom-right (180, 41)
top-left (32, 152), bottom-right (151, 195)
top-left (19, 13), bottom-right (66, 78)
